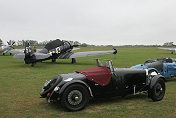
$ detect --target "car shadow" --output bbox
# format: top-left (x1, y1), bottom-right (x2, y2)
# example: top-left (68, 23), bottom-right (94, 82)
top-left (89, 94), bottom-right (149, 105)
top-left (165, 78), bottom-right (176, 82)
top-left (40, 94), bottom-right (149, 111)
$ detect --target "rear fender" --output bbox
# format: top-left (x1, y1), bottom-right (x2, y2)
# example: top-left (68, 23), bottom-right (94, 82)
top-left (59, 80), bottom-right (93, 97)
top-left (150, 75), bottom-right (165, 89)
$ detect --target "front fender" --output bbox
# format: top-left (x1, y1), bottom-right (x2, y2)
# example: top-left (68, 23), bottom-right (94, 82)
top-left (59, 80), bottom-right (93, 97)
top-left (148, 68), bottom-right (159, 73)
top-left (150, 75), bottom-right (165, 89)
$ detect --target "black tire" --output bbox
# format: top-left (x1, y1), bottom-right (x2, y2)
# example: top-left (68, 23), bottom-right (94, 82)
top-left (61, 84), bottom-right (90, 111)
top-left (150, 78), bottom-right (165, 101)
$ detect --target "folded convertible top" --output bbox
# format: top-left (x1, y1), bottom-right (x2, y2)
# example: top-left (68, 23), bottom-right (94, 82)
top-left (76, 66), bottom-right (111, 86)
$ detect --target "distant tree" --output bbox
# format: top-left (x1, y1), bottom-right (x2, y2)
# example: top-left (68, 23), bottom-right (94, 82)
top-left (0, 38), bottom-right (3, 45)
top-left (74, 41), bottom-right (81, 46)
top-left (26, 40), bottom-right (38, 46)
top-left (81, 43), bottom-right (88, 47)
top-left (39, 40), bottom-right (50, 46)
top-left (16, 40), bottom-right (23, 46)
top-left (106, 45), bottom-right (113, 47)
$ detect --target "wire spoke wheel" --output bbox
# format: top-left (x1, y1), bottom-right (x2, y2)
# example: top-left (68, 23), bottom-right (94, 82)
top-left (68, 90), bottom-right (83, 106)
top-left (61, 84), bottom-right (89, 111)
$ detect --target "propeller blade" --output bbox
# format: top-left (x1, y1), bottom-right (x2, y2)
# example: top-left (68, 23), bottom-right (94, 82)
top-left (7, 41), bottom-right (10, 45)
top-left (11, 42), bottom-right (15, 46)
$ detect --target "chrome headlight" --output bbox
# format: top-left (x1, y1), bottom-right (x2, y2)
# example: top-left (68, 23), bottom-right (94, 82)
top-left (54, 86), bottom-right (60, 92)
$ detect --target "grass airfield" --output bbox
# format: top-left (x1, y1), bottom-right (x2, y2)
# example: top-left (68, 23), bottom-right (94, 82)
top-left (0, 47), bottom-right (176, 118)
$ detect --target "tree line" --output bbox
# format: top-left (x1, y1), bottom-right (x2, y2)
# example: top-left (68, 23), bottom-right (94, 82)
top-left (0, 39), bottom-right (175, 47)
top-left (0, 39), bottom-right (91, 47)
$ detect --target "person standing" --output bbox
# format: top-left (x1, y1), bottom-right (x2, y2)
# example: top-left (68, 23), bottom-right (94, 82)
top-left (113, 48), bottom-right (117, 59)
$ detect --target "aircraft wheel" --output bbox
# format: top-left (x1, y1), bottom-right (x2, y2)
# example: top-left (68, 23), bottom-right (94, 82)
top-left (3, 53), bottom-right (5, 55)
top-left (61, 84), bottom-right (89, 111)
top-left (150, 78), bottom-right (165, 101)
top-left (52, 58), bottom-right (56, 63)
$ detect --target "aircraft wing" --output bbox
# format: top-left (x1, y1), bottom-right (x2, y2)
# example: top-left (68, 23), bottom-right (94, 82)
top-left (57, 50), bottom-right (114, 59)
top-left (3, 49), bottom-right (10, 53)
top-left (14, 53), bottom-right (51, 59)
top-left (72, 48), bottom-right (80, 51)
top-left (10, 49), bottom-right (42, 54)
top-left (9, 49), bottom-right (25, 54)
top-left (159, 47), bottom-right (176, 53)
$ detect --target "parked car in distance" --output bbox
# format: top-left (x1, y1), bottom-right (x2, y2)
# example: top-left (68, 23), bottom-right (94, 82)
top-left (40, 59), bottom-right (166, 111)
top-left (131, 58), bottom-right (176, 79)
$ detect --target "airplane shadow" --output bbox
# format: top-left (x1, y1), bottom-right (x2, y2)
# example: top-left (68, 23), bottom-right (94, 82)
top-left (13, 61), bottom-right (96, 68)
top-left (40, 61), bottom-right (96, 66)
top-left (0, 55), bottom-right (12, 56)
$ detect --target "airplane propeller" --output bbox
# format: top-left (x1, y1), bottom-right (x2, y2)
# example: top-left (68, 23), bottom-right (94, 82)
top-left (7, 41), bottom-right (10, 45)
top-left (7, 41), bottom-right (15, 49)
top-left (24, 42), bottom-right (36, 65)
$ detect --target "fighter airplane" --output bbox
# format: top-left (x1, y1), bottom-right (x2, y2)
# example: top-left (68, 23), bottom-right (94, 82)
top-left (159, 47), bottom-right (176, 54)
top-left (10, 39), bottom-right (115, 66)
top-left (0, 41), bottom-right (15, 55)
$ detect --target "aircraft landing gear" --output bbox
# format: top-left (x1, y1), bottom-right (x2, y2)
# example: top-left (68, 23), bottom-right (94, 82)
top-left (3, 53), bottom-right (5, 55)
top-left (52, 58), bottom-right (56, 63)
top-left (72, 58), bottom-right (76, 63)
top-left (31, 63), bottom-right (35, 67)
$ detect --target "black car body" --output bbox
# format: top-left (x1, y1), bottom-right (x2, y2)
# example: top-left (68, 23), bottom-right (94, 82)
top-left (40, 59), bottom-right (165, 111)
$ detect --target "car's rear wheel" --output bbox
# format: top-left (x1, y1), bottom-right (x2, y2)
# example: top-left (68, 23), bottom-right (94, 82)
top-left (150, 78), bottom-right (165, 101)
top-left (61, 84), bottom-right (89, 111)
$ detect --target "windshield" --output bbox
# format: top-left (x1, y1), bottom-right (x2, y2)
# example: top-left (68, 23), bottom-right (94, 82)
top-left (96, 59), bottom-right (110, 68)
top-left (171, 58), bottom-right (176, 63)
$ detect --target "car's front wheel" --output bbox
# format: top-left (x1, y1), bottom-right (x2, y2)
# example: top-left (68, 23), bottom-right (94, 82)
top-left (61, 84), bottom-right (90, 111)
top-left (150, 78), bottom-right (165, 101)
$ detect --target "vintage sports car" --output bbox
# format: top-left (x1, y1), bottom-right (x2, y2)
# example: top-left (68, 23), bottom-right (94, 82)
top-left (40, 59), bottom-right (165, 111)
top-left (131, 58), bottom-right (176, 79)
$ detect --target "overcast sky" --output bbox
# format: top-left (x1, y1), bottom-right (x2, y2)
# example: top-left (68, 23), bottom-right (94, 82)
top-left (0, 0), bottom-right (176, 45)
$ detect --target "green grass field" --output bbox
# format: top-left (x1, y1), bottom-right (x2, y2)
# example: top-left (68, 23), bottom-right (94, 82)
top-left (0, 47), bottom-right (176, 118)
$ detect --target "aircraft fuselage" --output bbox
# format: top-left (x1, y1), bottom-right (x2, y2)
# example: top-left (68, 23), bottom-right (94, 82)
top-left (0, 45), bottom-right (11, 53)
